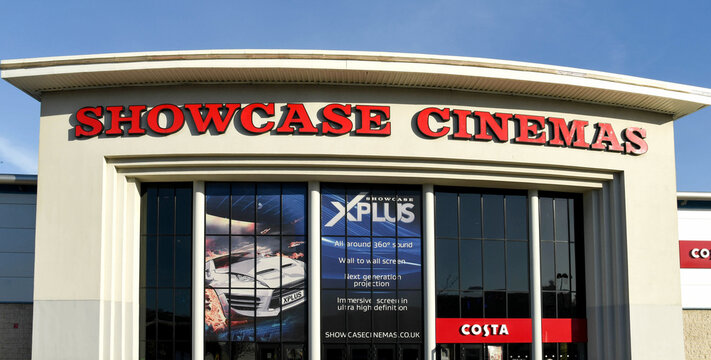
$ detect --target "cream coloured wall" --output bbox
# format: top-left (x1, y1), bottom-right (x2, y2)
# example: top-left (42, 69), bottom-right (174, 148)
top-left (32, 82), bottom-right (682, 359)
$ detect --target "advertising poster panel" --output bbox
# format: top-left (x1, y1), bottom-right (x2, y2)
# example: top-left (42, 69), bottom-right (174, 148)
top-left (321, 184), bottom-right (423, 345)
top-left (203, 183), bottom-right (307, 356)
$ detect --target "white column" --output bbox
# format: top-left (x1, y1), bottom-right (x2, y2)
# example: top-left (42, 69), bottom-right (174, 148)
top-left (529, 190), bottom-right (542, 360)
top-left (192, 181), bottom-right (205, 359)
top-left (423, 184), bottom-right (437, 360)
top-left (308, 181), bottom-right (321, 360)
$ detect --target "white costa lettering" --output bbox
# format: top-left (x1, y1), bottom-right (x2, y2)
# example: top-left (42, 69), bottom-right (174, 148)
top-left (458, 323), bottom-right (509, 337)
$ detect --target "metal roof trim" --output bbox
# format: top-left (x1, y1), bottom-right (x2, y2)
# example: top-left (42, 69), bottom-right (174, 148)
top-left (3, 50), bottom-right (711, 118)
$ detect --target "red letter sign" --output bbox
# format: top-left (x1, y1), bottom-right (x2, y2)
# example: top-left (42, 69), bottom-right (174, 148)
top-left (75, 106), bottom-right (104, 138)
top-left (355, 105), bottom-right (391, 135)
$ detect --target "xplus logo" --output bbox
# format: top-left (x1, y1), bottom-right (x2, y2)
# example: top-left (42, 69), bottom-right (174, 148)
top-left (324, 192), bottom-right (415, 227)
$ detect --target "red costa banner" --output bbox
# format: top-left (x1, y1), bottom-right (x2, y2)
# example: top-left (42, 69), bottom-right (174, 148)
top-left (436, 318), bottom-right (587, 343)
top-left (436, 318), bottom-right (531, 343)
top-left (679, 241), bottom-right (711, 268)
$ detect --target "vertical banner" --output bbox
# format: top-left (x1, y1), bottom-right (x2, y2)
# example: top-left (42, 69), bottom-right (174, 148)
top-left (203, 183), bottom-right (307, 357)
top-left (321, 185), bottom-right (423, 344)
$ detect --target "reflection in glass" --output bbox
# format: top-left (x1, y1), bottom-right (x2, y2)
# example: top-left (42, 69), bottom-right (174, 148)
top-left (482, 194), bottom-right (504, 239)
top-left (540, 242), bottom-right (555, 290)
top-left (555, 198), bottom-right (569, 242)
top-left (506, 241), bottom-right (529, 291)
top-left (539, 197), bottom-right (554, 241)
top-left (460, 291), bottom-right (483, 318)
top-left (436, 239), bottom-right (459, 290)
top-left (435, 192), bottom-right (458, 238)
top-left (459, 193), bottom-right (481, 239)
top-left (483, 291), bottom-right (505, 317)
top-left (436, 291), bottom-right (459, 318)
top-left (506, 195), bottom-right (527, 240)
top-left (483, 241), bottom-right (505, 291)
top-left (460, 240), bottom-right (482, 291)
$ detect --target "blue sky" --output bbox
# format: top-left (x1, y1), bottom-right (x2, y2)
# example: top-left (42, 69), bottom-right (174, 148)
top-left (1, 0), bottom-right (709, 190)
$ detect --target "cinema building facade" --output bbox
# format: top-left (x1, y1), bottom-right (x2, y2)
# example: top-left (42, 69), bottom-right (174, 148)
top-left (2, 50), bottom-right (710, 360)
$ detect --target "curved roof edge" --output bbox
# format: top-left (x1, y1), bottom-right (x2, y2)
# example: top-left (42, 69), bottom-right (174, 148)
top-left (3, 49), bottom-right (711, 119)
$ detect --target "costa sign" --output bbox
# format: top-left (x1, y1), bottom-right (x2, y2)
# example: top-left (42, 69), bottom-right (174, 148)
top-left (679, 241), bottom-right (711, 268)
top-left (436, 318), bottom-right (587, 343)
top-left (73, 103), bottom-right (647, 155)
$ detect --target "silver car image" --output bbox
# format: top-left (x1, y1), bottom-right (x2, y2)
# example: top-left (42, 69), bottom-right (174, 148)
top-left (205, 254), bottom-right (306, 318)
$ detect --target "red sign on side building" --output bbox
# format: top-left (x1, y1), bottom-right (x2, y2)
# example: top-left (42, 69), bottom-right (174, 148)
top-left (436, 318), bottom-right (588, 344)
top-left (679, 241), bottom-right (711, 268)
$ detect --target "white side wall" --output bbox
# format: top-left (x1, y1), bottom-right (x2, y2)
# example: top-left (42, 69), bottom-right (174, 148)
top-left (678, 208), bottom-right (711, 309)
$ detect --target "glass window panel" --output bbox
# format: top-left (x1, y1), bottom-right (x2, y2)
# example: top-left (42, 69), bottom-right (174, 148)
top-left (205, 342), bottom-right (230, 360)
top-left (483, 291), bottom-right (506, 318)
top-left (281, 299), bottom-right (306, 342)
top-left (556, 243), bottom-right (570, 291)
top-left (436, 291), bottom-right (459, 318)
top-left (461, 344), bottom-right (483, 360)
top-left (459, 193), bottom-right (482, 239)
top-left (460, 240), bottom-right (482, 291)
top-left (398, 291), bottom-right (423, 343)
top-left (174, 288), bottom-right (191, 320)
top-left (507, 293), bottom-right (530, 318)
top-left (558, 292), bottom-right (572, 318)
top-left (482, 194), bottom-right (505, 239)
top-left (438, 344), bottom-right (456, 360)
top-left (347, 237), bottom-right (371, 289)
top-left (175, 322), bottom-right (191, 342)
top-left (143, 186), bottom-right (158, 235)
top-left (542, 292), bottom-right (556, 318)
top-left (230, 236), bottom-right (256, 289)
top-left (175, 235), bottom-right (191, 288)
top-left (145, 289), bottom-right (156, 341)
top-left (539, 198), bottom-right (554, 241)
top-left (256, 236), bottom-right (281, 290)
top-left (507, 343), bottom-right (531, 360)
top-left (555, 198), bottom-right (569, 242)
top-left (436, 239), bottom-right (459, 290)
top-left (204, 288), bottom-right (228, 341)
top-left (569, 198), bottom-right (577, 243)
top-left (156, 341), bottom-right (174, 359)
top-left (505, 195), bottom-right (527, 240)
top-left (175, 341), bottom-right (191, 359)
top-left (397, 189), bottom-right (422, 237)
top-left (175, 186), bottom-right (192, 235)
top-left (231, 183), bottom-right (255, 235)
top-left (158, 187), bottom-right (175, 235)
top-left (282, 235), bottom-right (306, 288)
top-left (256, 316), bottom-right (281, 342)
top-left (398, 237), bottom-right (422, 290)
top-left (325, 346), bottom-right (346, 360)
top-left (372, 291), bottom-right (398, 343)
top-left (571, 292), bottom-right (584, 318)
top-left (540, 242), bottom-right (555, 290)
top-left (229, 288), bottom-right (255, 342)
top-left (322, 186), bottom-right (346, 236)
top-left (506, 241), bottom-right (529, 291)
top-left (144, 235), bottom-right (157, 287)
top-left (321, 290), bottom-right (346, 342)
top-left (157, 288), bottom-right (174, 341)
top-left (435, 192), bottom-right (458, 238)
top-left (372, 238), bottom-right (397, 290)
top-left (157, 236), bottom-right (174, 288)
top-left (543, 343), bottom-right (557, 360)
top-left (284, 344), bottom-right (305, 360)
top-left (570, 243), bottom-right (577, 292)
top-left (483, 241), bottom-right (505, 291)
top-left (322, 236), bottom-right (346, 289)
top-left (347, 188), bottom-right (371, 237)
top-left (257, 183), bottom-right (281, 235)
top-left (460, 291), bottom-right (483, 318)
top-left (282, 183), bottom-right (307, 235)
top-left (206, 183), bottom-right (230, 235)
top-left (232, 342), bottom-right (256, 360)
top-left (371, 189), bottom-right (397, 237)
top-left (346, 290), bottom-right (372, 336)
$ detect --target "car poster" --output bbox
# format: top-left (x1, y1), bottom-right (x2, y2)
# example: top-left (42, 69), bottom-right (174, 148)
top-left (204, 183), bottom-right (307, 353)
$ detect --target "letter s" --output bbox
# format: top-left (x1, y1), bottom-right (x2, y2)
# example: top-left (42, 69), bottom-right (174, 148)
top-left (75, 106), bottom-right (104, 137)
top-left (483, 325), bottom-right (490, 337)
